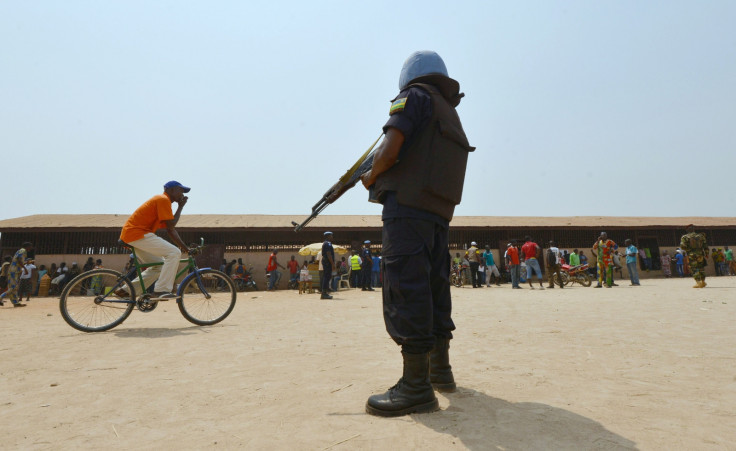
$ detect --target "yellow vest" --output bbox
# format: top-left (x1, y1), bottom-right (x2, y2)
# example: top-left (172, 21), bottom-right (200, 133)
top-left (350, 255), bottom-right (361, 270)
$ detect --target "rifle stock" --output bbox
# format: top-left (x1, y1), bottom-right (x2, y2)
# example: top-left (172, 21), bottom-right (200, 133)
top-left (293, 133), bottom-right (383, 232)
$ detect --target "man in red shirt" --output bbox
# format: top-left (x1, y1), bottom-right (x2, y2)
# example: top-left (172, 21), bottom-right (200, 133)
top-left (119, 181), bottom-right (191, 300)
top-left (287, 255), bottom-right (300, 285)
top-left (520, 236), bottom-right (545, 289)
top-left (505, 241), bottom-right (522, 289)
top-left (266, 250), bottom-right (285, 291)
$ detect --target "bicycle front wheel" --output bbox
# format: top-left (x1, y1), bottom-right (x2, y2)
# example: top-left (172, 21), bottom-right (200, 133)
top-left (59, 269), bottom-right (136, 332)
top-left (178, 269), bottom-right (236, 326)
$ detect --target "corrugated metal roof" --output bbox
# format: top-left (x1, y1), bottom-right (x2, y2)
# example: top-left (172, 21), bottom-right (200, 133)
top-left (0, 214), bottom-right (734, 230)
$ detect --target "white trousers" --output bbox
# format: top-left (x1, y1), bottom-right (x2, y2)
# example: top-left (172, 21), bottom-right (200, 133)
top-left (128, 233), bottom-right (182, 293)
top-left (485, 265), bottom-right (500, 285)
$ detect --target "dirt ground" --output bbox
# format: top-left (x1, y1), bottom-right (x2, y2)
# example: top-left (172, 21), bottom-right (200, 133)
top-left (1, 276), bottom-right (735, 450)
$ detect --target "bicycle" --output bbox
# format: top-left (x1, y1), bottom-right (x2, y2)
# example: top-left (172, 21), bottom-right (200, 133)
top-left (59, 239), bottom-right (237, 332)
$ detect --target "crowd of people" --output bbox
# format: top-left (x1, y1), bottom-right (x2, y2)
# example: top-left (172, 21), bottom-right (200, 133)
top-left (261, 238), bottom-right (383, 298)
top-left (0, 249), bottom-right (102, 307)
top-left (449, 225), bottom-right (722, 290)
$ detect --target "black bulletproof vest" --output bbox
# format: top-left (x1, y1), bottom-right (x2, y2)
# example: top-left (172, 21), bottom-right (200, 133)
top-left (374, 83), bottom-right (474, 221)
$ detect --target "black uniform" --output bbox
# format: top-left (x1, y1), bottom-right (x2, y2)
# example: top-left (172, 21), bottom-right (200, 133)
top-left (321, 240), bottom-right (334, 293)
top-left (361, 247), bottom-right (373, 289)
top-left (375, 84), bottom-right (472, 354)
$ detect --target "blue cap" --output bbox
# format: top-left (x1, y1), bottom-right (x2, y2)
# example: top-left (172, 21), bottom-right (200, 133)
top-left (324, 231), bottom-right (333, 236)
top-left (364, 240), bottom-right (371, 244)
top-left (164, 181), bottom-right (191, 193)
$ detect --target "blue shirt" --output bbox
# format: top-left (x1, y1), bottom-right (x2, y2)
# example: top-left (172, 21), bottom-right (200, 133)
top-left (675, 253), bottom-right (684, 264)
top-left (482, 251), bottom-right (495, 266)
top-left (626, 245), bottom-right (638, 264)
top-left (372, 256), bottom-right (381, 272)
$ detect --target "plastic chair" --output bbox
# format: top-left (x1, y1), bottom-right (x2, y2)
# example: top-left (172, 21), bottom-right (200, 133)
top-left (338, 272), bottom-right (350, 290)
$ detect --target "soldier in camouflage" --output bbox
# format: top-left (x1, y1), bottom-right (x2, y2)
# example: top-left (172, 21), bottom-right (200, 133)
top-left (680, 224), bottom-right (710, 288)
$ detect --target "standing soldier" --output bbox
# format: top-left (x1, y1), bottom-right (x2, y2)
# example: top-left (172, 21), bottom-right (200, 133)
top-left (680, 224), bottom-right (709, 288)
top-left (360, 50), bottom-right (473, 417)
top-left (321, 232), bottom-right (335, 299)
top-left (360, 240), bottom-right (374, 291)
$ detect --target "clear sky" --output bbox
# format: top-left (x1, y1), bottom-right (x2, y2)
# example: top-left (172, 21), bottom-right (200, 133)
top-left (1, 1), bottom-right (734, 220)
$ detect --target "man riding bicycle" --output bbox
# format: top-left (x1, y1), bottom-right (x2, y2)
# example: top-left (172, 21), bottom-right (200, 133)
top-left (119, 181), bottom-right (192, 300)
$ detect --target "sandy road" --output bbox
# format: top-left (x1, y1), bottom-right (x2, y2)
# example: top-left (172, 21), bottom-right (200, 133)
top-left (1, 277), bottom-right (734, 450)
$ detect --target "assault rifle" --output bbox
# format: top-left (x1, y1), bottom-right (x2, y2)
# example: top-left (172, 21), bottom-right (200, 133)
top-left (292, 133), bottom-right (383, 232)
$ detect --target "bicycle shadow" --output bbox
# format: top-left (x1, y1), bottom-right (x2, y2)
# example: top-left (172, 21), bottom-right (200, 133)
top-left (415, 387), bottom-right (638, 450)
top-left (111, 326), bottom-right (223, 338)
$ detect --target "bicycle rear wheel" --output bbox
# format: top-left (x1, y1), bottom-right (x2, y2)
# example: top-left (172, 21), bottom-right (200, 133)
top-left (59, 269), bottom-right (136, 332)
top-left (178, 269), bottom-right (236, 326)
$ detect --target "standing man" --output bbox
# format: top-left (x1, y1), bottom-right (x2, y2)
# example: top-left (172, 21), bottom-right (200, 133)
top-left (546, 241), bottom-right (564, 288)
top-left (592, 232), bottom-right (618, 288)
top-left (360, 51), bottom-right (473, 417)
top-left (680, 224), bottom-right (709, 288)
top-left (569, 249), bottom-right (580, 266)
top-left (624, 239), bottom-right (641, 286)
top-left (321, 232), bottom-right (336, 299)
top-left (360, 240), bottom-right (375, 291)
top-left (287, 255), bottom-right (300, 286)
top-left (521, 236), bottom-right (545, 289)
top-left (505, 242), bottom-right (521, 289)
top-left (19, 258), bottom-right (37, 302)
top-left (349, 251), bottom-right (362, 288)
top-left (371, 252), bottom-right (382, 288)
top-left (266, 250), bottom-right (286, 291)
top-left (724, 246), bottom-right (736, 276)
top-left (465, 241), bottom-right (481, 288)
top-left (481, 245), bottom-right (501, 287)
top-left (119, 181), bottom-right (191, 300)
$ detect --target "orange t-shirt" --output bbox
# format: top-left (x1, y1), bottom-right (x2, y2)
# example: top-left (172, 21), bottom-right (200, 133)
top-left (120, 193), bottom-right (175, 243)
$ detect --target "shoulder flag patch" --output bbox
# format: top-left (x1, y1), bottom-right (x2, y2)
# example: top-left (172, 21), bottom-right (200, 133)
top-left (389, 97), bottom-right (408, 115)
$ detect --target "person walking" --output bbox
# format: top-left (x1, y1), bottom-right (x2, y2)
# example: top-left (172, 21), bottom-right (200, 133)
top-left (481, 245), bottom-right (501, 287)
top-left (624, 239), bottom-right (641, 285)
top-left (465, 241), bottom-right (481, 288)
top-left (360, 240), bottom-right (375, 291)
top-left (360, 50), bottom-right (473, 417)
top-left (521, 236), bottom-right (545, 289)
top-left (546, 241), bottom-right (564, 288)
top-left (321, 232), bottom-right (336, 299)
top-left (680, 224), bottom-right (709, 288)
top-left (0, 242), bottom-right (33, 307)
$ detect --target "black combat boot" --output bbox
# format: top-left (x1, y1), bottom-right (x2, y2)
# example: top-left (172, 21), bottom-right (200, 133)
top-left (430, 337), bottom-right (457, 392)
top-left (365, 352), bottom-right (439, 417)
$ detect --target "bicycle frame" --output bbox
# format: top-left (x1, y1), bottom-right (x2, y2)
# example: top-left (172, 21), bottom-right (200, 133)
top-left (102, 243), bottom-right (212, 304)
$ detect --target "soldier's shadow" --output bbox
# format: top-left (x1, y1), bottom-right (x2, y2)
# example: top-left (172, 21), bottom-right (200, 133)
top-left (415, 387), bottom-right (638, 450)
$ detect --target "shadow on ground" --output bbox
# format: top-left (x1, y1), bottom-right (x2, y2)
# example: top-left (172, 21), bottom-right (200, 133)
top-left (112, 326), bottom-right (208, 338)
top-left (415, 387), bottom-right (638, 450)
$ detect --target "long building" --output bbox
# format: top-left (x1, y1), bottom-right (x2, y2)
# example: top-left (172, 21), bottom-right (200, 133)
top-left (1, 214), bottom-right (734, 281)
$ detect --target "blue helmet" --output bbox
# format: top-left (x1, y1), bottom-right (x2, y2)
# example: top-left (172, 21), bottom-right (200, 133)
top-left (399, 51), bottom-right (449, 90)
